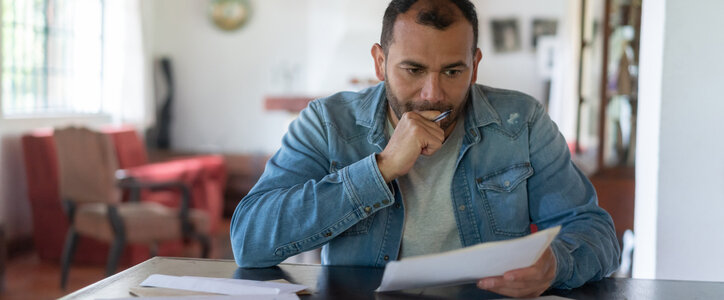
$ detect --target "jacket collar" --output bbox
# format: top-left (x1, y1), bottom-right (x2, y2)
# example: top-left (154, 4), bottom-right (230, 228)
top-left (355, 82), bottom-right (502, 146)
top-left (467, 84), bottom-right (502, 128)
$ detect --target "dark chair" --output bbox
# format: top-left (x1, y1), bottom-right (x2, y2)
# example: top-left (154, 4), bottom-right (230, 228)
top-left (55, 127), bottom-right (211, 289)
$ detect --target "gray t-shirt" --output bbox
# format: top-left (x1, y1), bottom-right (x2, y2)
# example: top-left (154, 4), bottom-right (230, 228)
top-left (386, 117), bottom-right (465, 258)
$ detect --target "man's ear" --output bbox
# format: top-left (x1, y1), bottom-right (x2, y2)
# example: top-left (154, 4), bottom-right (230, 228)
top-left (470, 48), bottom-right (482, 83)
top-left (371, 43), bottom-right (386, 82)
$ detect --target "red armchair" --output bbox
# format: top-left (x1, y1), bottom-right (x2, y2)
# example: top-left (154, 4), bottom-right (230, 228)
top-left (21, 126), bottom-right (226, 265)
top-left (102, 126), bottom-right (226, 233)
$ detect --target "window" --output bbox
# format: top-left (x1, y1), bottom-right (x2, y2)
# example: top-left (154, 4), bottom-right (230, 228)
top-left (1, 0), bottom-right (104, 116)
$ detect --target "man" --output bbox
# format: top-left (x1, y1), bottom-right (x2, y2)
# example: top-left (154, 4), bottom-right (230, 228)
top-left (231, 0), bottom-right (620, 297)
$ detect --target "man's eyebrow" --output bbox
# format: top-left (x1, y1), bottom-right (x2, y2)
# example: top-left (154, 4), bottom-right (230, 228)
top-left (442, 61), bottom-right (468, 69)
top-left (398, 60), bottom-right (469, 70)
top-left (398, 60), bottom-right (427, 68)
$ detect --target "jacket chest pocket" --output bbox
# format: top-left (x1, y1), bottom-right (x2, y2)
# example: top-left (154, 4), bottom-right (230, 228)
top-left (476, 163), bottom-right (534, 237)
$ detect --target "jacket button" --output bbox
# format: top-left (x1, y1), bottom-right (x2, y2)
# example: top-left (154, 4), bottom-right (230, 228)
top-left (384, 255), bottom-right (389, 261)
top-left (504, 180), bottom-right (511, 187)
top-left (373, 203), bottom-right (380, 208)
top-left (324, 232), bottom-right (332, 237)
top-left (364, 206), bottom-right (371, 213)
top-left (395, 203), bottom-right (401, 209)
top-left (476, 178), bottom-right (482, 184)
top-left (382, 199), bottom-right (390, 205)
top-left (458, 205), bottom-right (466, 211)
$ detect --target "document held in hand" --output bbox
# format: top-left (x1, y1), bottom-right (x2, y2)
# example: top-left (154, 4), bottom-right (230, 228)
top-left (376, 225), bottom-right (561, 292)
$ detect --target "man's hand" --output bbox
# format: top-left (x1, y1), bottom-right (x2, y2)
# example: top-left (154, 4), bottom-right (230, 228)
top-left (477, 247), bottom-right (557, 298)
top-left (376, 111), bottom-right (444, 182)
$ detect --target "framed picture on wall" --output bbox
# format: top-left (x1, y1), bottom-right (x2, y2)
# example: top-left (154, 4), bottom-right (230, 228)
top-left (490, 19), bottom-right (521, 53)
top-left (531, 19), bottom-right (558, 49)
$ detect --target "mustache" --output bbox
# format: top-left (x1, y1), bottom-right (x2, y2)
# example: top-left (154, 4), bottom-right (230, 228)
top-left (403, 101), bottom-right (454, 113)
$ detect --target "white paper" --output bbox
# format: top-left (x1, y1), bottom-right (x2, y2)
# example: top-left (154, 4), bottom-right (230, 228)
top-left (102, 295), bottom-right (299, 300)
top-left (494, 296), bottom-right (574, 300)
top-left (140, 274), bottom-right (306, 296)
top-left (376, 226), bottom-right (561, 292)
top-left (184, 276), bottom-right (307, 295)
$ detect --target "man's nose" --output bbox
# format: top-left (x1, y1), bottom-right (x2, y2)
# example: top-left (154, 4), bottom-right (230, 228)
top-left (420, 73), bottom-right (444, 103)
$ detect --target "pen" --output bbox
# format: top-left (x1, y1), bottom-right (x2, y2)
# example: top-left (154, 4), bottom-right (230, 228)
top-left (431, 110), bottom-right (452, 122)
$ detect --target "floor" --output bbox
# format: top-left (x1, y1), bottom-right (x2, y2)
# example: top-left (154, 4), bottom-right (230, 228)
top-left (0, 219), bottom-right (236, 300)
top-left (2, 254), bottom-right (108, 300)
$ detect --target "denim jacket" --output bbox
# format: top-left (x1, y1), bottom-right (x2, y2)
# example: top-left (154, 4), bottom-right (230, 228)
top-left (231, 82), bottom-right (620, 289)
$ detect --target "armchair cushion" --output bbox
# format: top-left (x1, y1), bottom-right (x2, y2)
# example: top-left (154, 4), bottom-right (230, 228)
top-left (75, 202), bottom-right (210, 243)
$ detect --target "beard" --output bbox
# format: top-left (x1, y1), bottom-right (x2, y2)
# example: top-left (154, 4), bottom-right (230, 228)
top-left (384, 79), bottom-right (469, 131)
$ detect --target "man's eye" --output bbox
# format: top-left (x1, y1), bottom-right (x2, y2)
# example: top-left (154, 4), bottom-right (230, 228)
top-left (406, 68), bottom-right (423, 75)
top-left (444, 69), bottom-right (462, 77)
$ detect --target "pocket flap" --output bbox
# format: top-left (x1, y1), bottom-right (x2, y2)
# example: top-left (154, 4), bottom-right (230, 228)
top-left (477, 163), bottom-right (534, 192)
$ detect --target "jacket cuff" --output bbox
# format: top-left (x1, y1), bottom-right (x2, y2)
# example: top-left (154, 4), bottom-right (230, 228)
top-left (342, 154), bottom-right (395, 218)
top-left (550, 238), bottom-right (575, 289)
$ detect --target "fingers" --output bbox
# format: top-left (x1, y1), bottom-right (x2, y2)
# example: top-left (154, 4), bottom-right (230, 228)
top-left (401, 111), bottom-right (444, 141)
top-left (504, 265), bottom-right (549, 283)
top-left (415, 110), bottom-right (443, 121)
top-left (396, 112), bottom-right (444, 154)
top-left (476, 248), bottom-right (557, 298)
top-left (477, 276), bottom-right (547, 298)
top-left (376, 110), bottom-right (446, 181)
top-left (402, 111), bottom-right (444, 134)
top-left (503, 247), bottom-right (556, 282)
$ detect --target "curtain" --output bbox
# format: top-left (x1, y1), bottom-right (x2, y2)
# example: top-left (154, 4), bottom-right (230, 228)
top-left (102, 0), bottom-right (149, 127)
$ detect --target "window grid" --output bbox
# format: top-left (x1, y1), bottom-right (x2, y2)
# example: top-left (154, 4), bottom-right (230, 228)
top-left (1, 0), bottom-right (104, 116)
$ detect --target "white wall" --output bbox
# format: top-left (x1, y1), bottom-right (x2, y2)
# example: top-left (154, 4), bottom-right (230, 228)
top-left (476, 0), bottom-right (578, 140)
top-left (634, 0), bottom-right (724, 281)
top-left (143, 0), bottom-right (307, 154)
top-left (306, 1), bottom-right (387, 95)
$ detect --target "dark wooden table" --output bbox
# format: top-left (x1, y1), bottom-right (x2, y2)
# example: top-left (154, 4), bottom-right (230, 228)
top-left (61, 257), bottom-right (724, 299)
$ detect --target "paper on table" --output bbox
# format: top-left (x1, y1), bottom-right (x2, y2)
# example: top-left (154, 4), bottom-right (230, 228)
top-left (185, 276), bottom-right (308, 295)
top-left (493, 296), bottom-right (574, 300)
top-left (376, 225), bottom-right (560, 292)
top-left (140, 274), bottom-right (307, 296)
top-left (104, 295), bottom-right (300, 300)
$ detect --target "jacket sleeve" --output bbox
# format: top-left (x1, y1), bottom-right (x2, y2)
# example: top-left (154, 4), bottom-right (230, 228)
top-left (230, 101), bottom-right (394, 267)
top-left (526, 102), bottom-right (621, 289)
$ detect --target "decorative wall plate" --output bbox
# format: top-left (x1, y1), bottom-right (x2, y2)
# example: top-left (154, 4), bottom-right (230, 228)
top-left (208, 0), bottom-right (251, 31)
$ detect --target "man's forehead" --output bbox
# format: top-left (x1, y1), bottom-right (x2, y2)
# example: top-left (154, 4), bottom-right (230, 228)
top-left (388, 17), bottom-right (475, 63)
top-left (392, 13), bottom-right (469, 37)
top-left (386, 1), bottom-right (475, 59)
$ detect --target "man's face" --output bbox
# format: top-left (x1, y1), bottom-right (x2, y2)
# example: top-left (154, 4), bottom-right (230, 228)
top-left (373, 8), bottom-right (482, 130)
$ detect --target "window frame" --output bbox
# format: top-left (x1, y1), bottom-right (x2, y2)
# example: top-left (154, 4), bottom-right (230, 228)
top-left (0, 0), bottom-right (108, 119)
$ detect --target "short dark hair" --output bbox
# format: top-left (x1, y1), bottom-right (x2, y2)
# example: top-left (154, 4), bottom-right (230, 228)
top-left (380, 0), bottom-right (479, 55)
